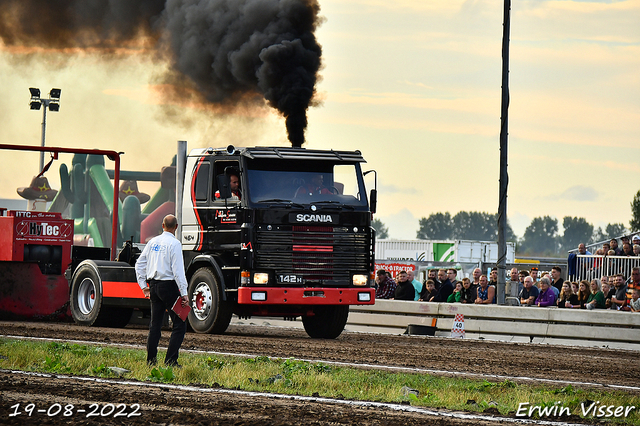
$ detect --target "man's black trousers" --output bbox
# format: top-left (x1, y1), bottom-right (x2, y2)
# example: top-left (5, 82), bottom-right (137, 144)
top-left (147, 279), bottom-right (186, 366)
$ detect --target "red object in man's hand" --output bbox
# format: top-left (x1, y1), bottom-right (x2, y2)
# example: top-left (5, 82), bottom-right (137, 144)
top-left (172, 297), bottom-right (191, 321)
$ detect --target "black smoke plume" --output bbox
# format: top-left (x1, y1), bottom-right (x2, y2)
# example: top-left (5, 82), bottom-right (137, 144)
top-left (0, 0), bottom-right (323, 147)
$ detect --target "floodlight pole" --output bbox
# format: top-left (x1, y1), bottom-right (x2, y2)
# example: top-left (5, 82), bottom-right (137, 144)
top-left (39, 104), bottom-right (48, 172)
top-left (29, 88), bottom-right (60, 174)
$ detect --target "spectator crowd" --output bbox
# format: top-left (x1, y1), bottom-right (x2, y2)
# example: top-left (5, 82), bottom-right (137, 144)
top-left (588, 236), bottom-right (640, 258)
top-left (375, 237), bottom-right (640, 313)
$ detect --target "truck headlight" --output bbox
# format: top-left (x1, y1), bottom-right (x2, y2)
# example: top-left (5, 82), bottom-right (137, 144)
top-left (253, 272), bottom-right (269, 285)
top-left (352, 274), bottom-right (367, 286)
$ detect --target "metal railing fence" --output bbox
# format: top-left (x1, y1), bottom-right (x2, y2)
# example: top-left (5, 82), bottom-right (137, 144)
top-left (569, 254), bottom-right (640, 282)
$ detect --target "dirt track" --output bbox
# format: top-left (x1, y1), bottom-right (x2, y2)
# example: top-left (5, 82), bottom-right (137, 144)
top-left (1, 321), bottom-right (639, 425)
top-left (1, 369), bottom-right (513, 426)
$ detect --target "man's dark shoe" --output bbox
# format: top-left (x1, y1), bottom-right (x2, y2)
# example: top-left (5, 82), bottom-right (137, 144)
top-left (165, 361), bottom-right (182, 369)
top-left (147, 359), bottom-right (157, 367)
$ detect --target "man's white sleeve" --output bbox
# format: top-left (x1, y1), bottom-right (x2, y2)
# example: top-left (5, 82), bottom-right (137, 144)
top-left (135, 244), bottom-right (149, 290)
top-left (170, 240), bottom-right (189, 297)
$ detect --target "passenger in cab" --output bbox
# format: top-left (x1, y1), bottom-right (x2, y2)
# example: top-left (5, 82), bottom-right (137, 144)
top-left (215, 169), bottom-right (241, 200)
top-left (295, 174), bottom-right (331, 197)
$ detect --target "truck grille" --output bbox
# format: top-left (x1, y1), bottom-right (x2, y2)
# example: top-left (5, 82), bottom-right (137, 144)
top-left (255, 225), bottom-right (369, 283)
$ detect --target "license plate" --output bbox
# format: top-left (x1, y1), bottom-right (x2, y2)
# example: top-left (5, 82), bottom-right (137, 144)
top-left (277, 274), bottom-right (304, 284)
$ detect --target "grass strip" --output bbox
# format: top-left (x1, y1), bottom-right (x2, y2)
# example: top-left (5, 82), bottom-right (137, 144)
top-left (0, 337), bottom-right (638, 424)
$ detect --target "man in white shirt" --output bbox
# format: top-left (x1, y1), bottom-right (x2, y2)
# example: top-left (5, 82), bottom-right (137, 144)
top-left (135, 214), bottom-right (189, 367)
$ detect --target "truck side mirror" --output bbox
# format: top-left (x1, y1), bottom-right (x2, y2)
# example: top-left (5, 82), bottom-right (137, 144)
top-left (216, 174), bottom-right (232, 199)
top-left (369, 189), bottom-right (377, 214)
top-left (363, 169), bottom-right (377, 214)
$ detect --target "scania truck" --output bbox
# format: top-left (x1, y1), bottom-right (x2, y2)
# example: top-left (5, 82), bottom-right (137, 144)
top-left (68, 144), bottom-right (377, 338)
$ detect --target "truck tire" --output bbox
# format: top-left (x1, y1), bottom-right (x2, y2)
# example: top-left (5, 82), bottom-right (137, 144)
top-left (302, 305), bottom-right (349, 339)
top-left (70, 264), bottom-right (132, 328)
top-left (188, 267), bottom-right (233, 334)
top-left (70, 264), bottom-right (104, 326)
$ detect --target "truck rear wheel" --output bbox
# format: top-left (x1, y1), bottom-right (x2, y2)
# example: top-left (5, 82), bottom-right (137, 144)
top-left (188, 267), bottom-right (233, 334)
top-left (302, 305), bottom-right (349, 339)
top-left (70, 264), bottom-right (132, 328)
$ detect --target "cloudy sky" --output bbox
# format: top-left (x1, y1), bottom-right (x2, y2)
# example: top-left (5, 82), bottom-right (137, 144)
top-left (1, 0), bottom-right (638, 240)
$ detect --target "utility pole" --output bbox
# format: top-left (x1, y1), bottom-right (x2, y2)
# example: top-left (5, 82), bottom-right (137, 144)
top-left (497, 0), bottom-right (511, 305)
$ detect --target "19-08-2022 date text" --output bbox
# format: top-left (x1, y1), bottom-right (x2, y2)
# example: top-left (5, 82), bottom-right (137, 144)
top-left (8, 402), bottom-right (141, 418)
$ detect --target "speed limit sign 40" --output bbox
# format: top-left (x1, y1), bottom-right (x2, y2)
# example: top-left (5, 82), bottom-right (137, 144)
top-left (451, 314), bottom-right (465, 338)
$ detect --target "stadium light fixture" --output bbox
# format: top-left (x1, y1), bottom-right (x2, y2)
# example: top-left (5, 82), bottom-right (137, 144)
top-left (29, 87), bottom-right (62, 173)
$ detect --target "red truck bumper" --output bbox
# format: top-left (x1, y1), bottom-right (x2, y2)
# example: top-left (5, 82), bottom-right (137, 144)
top-left (238, 287), bottom-right (375, 305)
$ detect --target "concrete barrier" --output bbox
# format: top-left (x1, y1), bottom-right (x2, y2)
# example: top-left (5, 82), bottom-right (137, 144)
top-left (347, 300), bottom-right (640, 350)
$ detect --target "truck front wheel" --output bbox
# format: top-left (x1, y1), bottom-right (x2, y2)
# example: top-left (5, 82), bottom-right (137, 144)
top-left (302, 305), bottom-right (349, 339)
top-left (188, 267), bottom-right (233, 334)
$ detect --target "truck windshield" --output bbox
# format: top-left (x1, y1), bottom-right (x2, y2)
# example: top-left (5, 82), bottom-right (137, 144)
top-left (245, 161), bottom-right (367, 208)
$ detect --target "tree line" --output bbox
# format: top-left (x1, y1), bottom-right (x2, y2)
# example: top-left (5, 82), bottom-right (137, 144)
top-left (518, 216), bottom-right (627, 256)
top-left (371, 189), bottom-right (640, 257)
